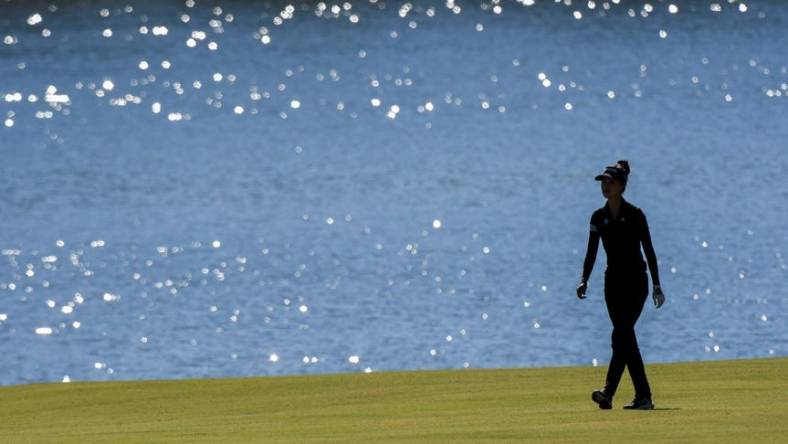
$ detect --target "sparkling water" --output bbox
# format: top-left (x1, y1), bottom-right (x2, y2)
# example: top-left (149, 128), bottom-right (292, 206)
top-left (1, 0), bottom-right (786, 385)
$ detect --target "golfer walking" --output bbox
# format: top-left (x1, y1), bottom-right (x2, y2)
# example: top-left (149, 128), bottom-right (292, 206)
top-left (576, 160), bottom-right (666, 410)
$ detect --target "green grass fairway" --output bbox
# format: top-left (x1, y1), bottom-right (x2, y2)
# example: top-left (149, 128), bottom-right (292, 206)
top-left (1, 357), bottom-right (786, 443)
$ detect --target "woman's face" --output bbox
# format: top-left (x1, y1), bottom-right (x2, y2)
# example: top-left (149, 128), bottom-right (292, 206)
top-left (601, 178), bottom-right (624, 199)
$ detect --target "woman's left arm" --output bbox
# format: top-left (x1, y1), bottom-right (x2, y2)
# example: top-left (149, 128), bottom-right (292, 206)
top-left (639, 209), bottom-right (661, 288)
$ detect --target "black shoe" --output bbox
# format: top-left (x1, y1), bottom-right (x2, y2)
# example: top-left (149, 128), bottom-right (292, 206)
top-left (592, 389), bottom-right (612, 410)
top-left (623, 397), bottom-right (654, 410)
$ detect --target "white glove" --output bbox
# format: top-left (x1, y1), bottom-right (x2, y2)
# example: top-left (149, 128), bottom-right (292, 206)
top-left (576, 281), bottom-right (587, 299)
top-left (653, 285), bottom-right (665, 308)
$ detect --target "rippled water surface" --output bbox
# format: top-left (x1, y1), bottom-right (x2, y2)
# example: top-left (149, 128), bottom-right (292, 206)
top-left (1, 0), bottom-right (786, 385)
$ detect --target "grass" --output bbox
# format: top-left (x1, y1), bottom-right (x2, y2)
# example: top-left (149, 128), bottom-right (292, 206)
top-left (1, 357), bottom-right (786, 443)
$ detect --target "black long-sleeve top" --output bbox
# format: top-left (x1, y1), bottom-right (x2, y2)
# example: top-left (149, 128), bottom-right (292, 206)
top-left (581, 198), bottom-right (660, 286)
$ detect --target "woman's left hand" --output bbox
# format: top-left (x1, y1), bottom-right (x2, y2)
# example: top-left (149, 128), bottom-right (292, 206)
top-left (653, 285), bottom-right (665, 308)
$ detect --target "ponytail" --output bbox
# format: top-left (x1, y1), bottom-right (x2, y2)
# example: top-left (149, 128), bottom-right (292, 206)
top-left (616, 160), bottom-right (630, 191)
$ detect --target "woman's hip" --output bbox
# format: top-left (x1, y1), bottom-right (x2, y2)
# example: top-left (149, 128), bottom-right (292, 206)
top-left (604, 269), bottom-right (649, 298)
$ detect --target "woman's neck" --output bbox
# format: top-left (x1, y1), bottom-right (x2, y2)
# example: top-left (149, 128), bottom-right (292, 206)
top-left (607, 196), bottom-right (623, 214)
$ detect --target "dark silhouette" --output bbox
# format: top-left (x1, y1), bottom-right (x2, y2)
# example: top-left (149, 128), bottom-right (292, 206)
top-left (576, 160), bottom-right (665, 410)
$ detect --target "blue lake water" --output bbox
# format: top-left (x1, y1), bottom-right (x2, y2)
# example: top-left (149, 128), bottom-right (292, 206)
top-left (0, 0), bottom-right (786, 386)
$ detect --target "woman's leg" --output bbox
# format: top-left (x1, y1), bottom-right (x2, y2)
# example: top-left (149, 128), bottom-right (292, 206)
top-left (603, 298), bottom-right (627, 398)
top-left (624, 278), bottom-right (651, 399)
top-left (603, 276), bottom-right (627, 398)
top-left (603, 272), bottom-right (651, 399)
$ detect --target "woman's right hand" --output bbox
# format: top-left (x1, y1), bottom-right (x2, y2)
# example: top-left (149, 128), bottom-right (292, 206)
top-left (576, 281), bottom-right (588, 299)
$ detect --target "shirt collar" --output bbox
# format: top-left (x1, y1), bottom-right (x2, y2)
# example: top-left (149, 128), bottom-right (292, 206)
top-left (604, 197), bottom-right (628, 221)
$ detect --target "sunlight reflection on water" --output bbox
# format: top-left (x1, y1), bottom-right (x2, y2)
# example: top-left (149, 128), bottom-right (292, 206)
top-left (0, 0), bottom-right (786, 385)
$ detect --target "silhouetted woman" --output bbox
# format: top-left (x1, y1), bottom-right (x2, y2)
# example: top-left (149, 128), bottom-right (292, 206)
top-left (576, 160), bottom-right (665, 410)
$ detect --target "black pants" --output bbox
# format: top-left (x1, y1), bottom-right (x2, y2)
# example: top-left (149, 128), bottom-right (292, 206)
top-left (603, 269), bottom-right (651, 399)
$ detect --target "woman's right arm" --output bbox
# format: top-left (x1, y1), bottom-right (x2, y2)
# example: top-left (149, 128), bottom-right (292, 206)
top-left (578, 219), bottom-right (600, 299)
top-left (581, 228), bottom-right (600, 284)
